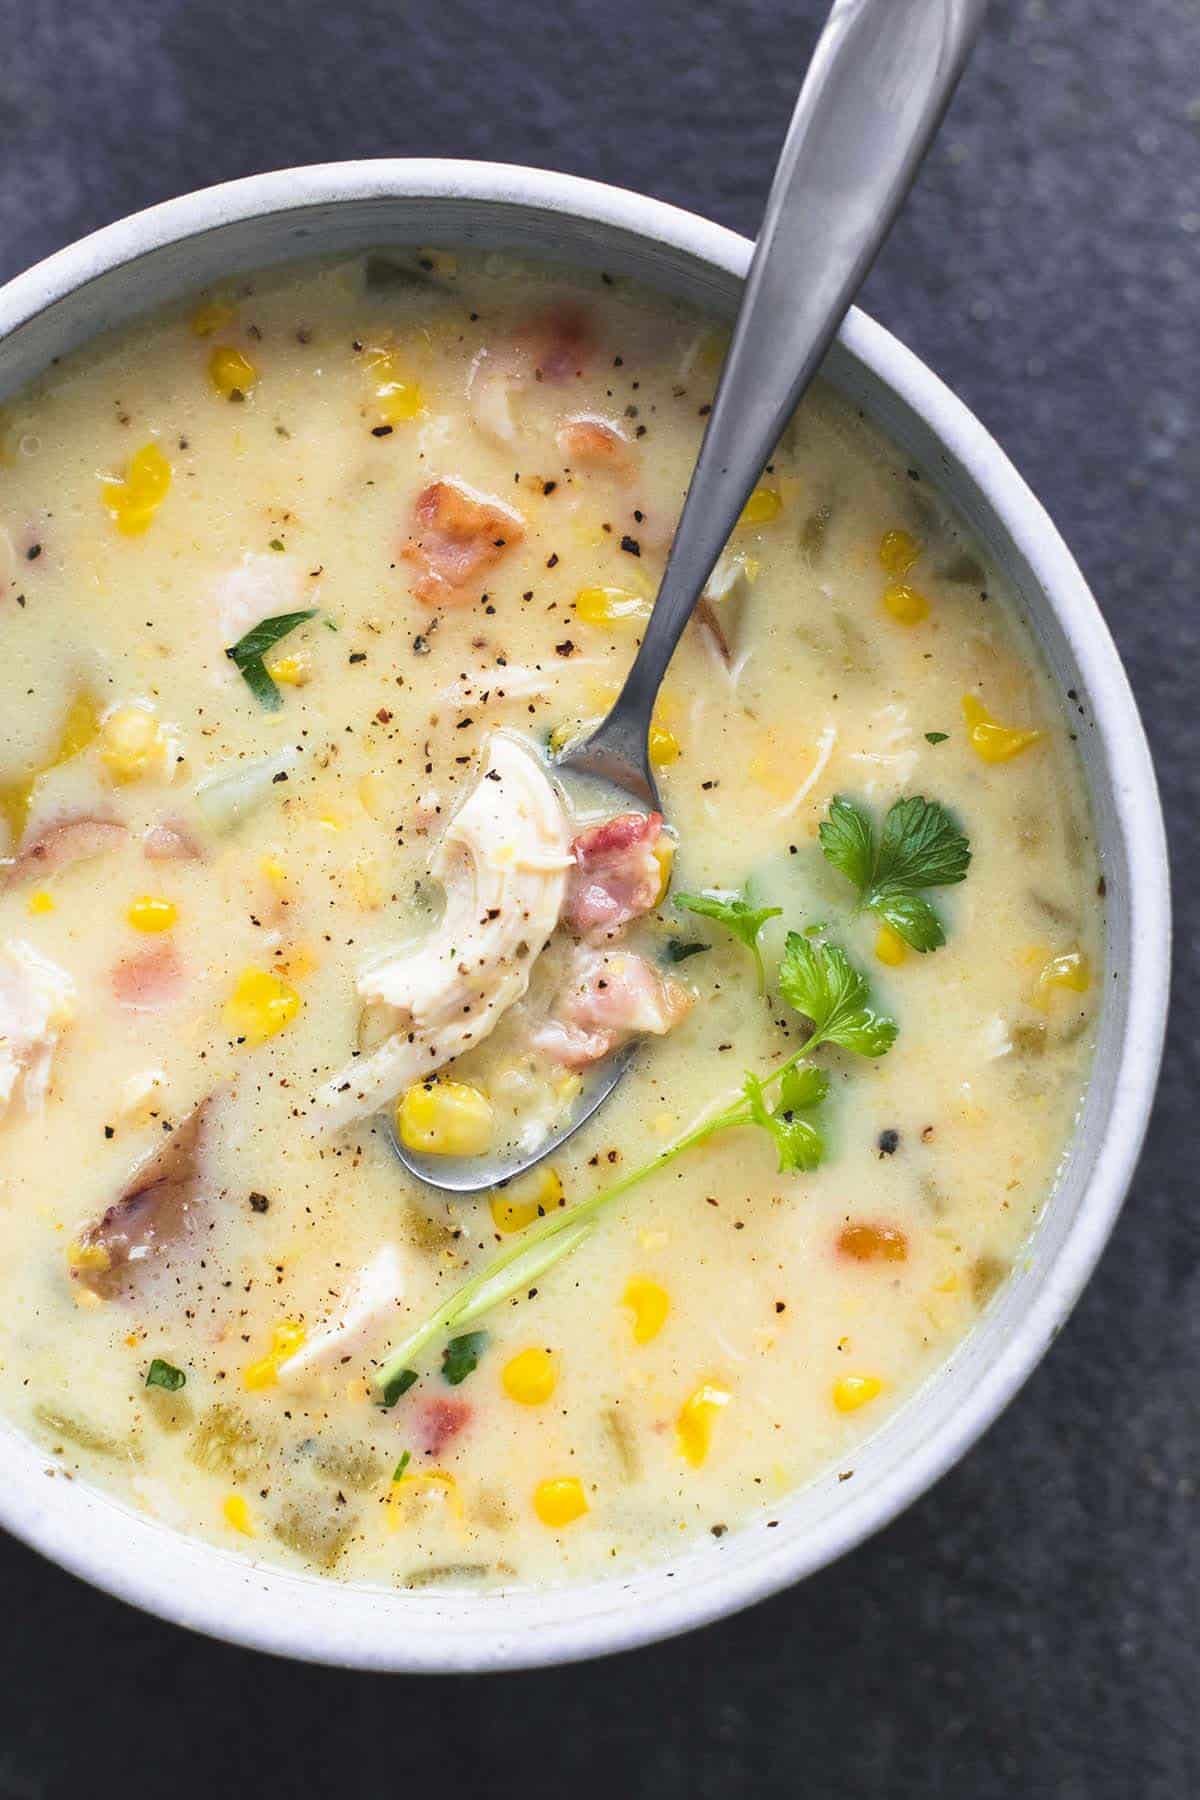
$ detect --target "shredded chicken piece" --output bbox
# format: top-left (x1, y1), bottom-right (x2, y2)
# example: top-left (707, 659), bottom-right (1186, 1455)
top-left (0, 939), bottom-right (75, 1119)
top-left (73, 1098), bottom-right (212, 1298)
top-left (212, 551), bottom-right (311, 644)
top-left (314, 734), bottom-right (571, 1128)
top-left (466, 346), bottom-right (526, 445)
top-left (276, 1243), bottom-right (408, 1390)
top-left (143, 818), bottom-right (203, 862)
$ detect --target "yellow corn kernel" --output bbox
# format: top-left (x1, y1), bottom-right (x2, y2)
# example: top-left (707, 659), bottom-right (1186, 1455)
top-left (574, 585), bottom-right (651, 629)
top-left (100, 442), bottom-right (172, 536)
top-left (649, 717), bottom-right (680, 768)
top-left (882, 582), bottom-right (930, 626)
top-left (677, 1382), bottom-right (731, 1467)
top-left (651, 841), bottom-right (674, 905)
top-left (222, 1493), bottom-right (254, 1537)
top-left (66, 1240), bottom-right (111, 1273)
top-left (126, 895), bottom-right (178, 933)
top-left (490, 1165), bottom-right (564, 1235)
top-left (397, 1079), bottom-right (493, 1157)
top-left (367, 349), bottom-right (426, 424)
top-left (738, 486), bottom-right (782, 528)
top-left (1033, 950), bottom-right (1091, 1010)
top-left (224, 967), bottom-right (302, 1046)
top-left (0, 778), bottom-right (34, 848)
top-left (260, 854), bottom-right (287, 891)
top-left (55, 691), bottom-right (102, 764)
top-left (547, 720), bottom-right (580, 757)
top-left (209, 345), bottom-right (257, 399)
top-left (266, 653), bottom-right (310, 688)
top-left (623, 1277), bottom-right (669, 1345)
top-left (190, 298), bottom-right (235, 337)
top-left (388, 1468), bottom-right (463, 1531)
top-left (243, 1318), bottom-right (306, 1390)
top-left (961, 694), bottom-right (1043, 763)
top-left (26, 889), bottom-right (54, 916)
top-left (379, 379), bottom-right (425, 424)
top-left (533, 1476), bottom-right (588, 1528)
top-left (874, 923), bottom-right (908, 967)
top-left (502, 1346), bottom-right (558, 1406)
top-left (832, 1373), bottom-right (883, 1413)
top-left (1, 690), bottom-right (104, 848)
top-left (99, 703), bottom-right (168, 783)
top-left (879, 528), bottom-right (921, 576)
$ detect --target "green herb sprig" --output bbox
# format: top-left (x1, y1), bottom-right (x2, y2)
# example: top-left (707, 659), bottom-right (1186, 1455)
top-left (225, 609), bottom-right (317, 711)
top-left (145, 1358), bottom-right (186, 1393)
top-left (372, 931), bottom-right (895, 1403)
top-left (673, 888), bottom-right (781, 991)
top-left (818, 794), bottom-right (970, 952)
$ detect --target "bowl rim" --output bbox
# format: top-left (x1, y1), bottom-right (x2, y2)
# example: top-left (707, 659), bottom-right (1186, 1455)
top-left (0, 158), bottom-right (1171, 1670)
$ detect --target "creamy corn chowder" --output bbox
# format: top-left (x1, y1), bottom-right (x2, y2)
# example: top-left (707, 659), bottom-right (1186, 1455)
top-left (0, 250), bottom-right (1100, 1587)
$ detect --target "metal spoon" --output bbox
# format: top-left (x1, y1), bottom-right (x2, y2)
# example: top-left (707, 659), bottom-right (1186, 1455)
top-left (396, 0), bottom-right (988, 1195)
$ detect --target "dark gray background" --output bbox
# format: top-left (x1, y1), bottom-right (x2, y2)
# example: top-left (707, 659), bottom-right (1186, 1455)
top-left (0, 0), bottom-right (1195, 1793)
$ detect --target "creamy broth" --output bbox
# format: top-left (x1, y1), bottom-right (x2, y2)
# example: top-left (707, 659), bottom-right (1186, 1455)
top-left (0, 251), bottom-right (1100, 1587)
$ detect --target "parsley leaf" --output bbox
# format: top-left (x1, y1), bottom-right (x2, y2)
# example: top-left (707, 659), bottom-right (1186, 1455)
top-left (818, 794), bottom-right (971, 952)
top-left (777, 931), bottom-right (898, 1057)
top-left (743, 1063), bottom-right (828, 1172)
top-left (442, 1330), bottom-right (489, 1386)
top-left (225, 608), bottom-right (317, 711)
top-left (674, 889), bottom-right (781, 991)
top-left (925, 731), bottom-right (949, 745)
top-left (378, 1367), bottom-right (419, 1410)
top-left (145, 1358), bottom-right (186, 1392)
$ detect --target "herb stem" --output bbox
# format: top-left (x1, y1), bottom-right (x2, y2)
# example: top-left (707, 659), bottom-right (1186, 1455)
top-left (372, 1083), bottom-right (770, 1398)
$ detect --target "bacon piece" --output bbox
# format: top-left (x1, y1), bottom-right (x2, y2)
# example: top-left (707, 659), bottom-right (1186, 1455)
top-left (402, 479), bottom-right (526, 607)
top-left (565, 810), bottom-right (664, 942)
top-left (533, 948), bottom-right (692, 1068)
top-left (73, 1098), bottom-right (212, 1299)
top-left (112, 942), bottom-right (185, 1012)
top-left (2, 815), bottom-right (126, 889)
top-left (519, 303), bottom-right (593, 383)
top-left (556, 413), bottom-right (633, 476)
top-left (414, 1396), bottom-right (472, 1457)
top-left (144, 818), bottom-right (204, 862)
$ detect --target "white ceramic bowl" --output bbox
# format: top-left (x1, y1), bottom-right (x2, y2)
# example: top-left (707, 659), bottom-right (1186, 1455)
top-left (0, 161), bottom-right (1170, 1671)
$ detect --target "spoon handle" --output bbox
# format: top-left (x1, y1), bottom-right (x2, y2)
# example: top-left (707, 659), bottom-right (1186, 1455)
top-left (581, 0), bottom-right (988, 796)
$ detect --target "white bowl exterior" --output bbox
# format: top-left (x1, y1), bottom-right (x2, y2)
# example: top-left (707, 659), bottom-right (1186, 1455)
top-left (0, 162), bottom-right (1170, 1671)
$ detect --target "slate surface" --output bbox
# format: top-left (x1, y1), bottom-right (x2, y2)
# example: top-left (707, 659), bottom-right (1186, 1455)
top-left (0, 0), bottom-right (1195, 1793)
